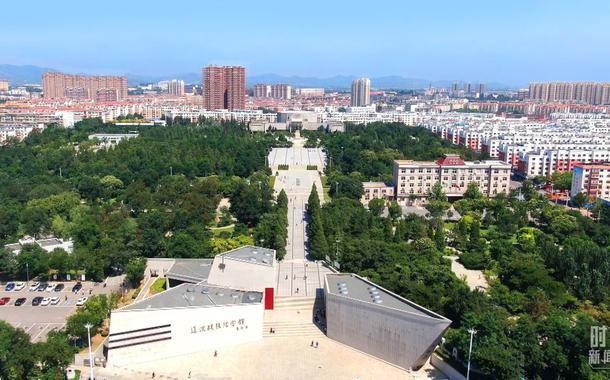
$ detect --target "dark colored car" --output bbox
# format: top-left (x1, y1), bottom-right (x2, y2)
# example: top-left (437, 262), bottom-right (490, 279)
top-left (14, 297), bottom-right (26, 306)
top-left (37, 282), bottom-right (48, 292)
top-left (0, 297), bottom-right (10, 305)
top-left (4, 282), bottom-right (15, 291)
top-left (72, 282), bottom-right (82, 293)
top-left (32, 296), bottom-right (43, 306)
top-left (54, 284), bottom-right (65, 292)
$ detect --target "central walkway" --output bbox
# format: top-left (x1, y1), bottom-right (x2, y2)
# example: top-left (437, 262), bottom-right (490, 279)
top-left (269, 134), bottom-right (332, 297)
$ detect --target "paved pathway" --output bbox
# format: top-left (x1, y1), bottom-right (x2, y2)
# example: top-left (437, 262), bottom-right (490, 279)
top-left (270, 136), bottom-right (330, 297)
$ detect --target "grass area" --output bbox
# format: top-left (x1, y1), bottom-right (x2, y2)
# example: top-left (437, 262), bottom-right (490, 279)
top-left (78, 333), bottom-right (106, 354)
top-left (321, 176), bottom-right (330, 201)
top-left (149, 278), bottom-right (166, 295)
top-left (210, 224), bottom-right (235, 236)
top-left (268, 175), bottom-right (276, 188)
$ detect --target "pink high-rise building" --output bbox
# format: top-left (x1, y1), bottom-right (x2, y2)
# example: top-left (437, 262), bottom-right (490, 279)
top-left (43, 72), bottom-right (128, 101)
top-left (202, 65), bottom-right (245, 110)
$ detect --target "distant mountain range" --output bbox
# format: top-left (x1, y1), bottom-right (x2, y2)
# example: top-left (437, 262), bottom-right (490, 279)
top-left (0, 64), bottom-right (513, 90)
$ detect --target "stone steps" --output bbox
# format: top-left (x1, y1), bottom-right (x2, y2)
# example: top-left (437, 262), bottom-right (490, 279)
top-left (263, 321), bottom-right (325, 338)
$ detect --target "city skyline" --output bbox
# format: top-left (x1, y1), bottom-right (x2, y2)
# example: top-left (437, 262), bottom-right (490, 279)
top-left (2, 1), bottom-right (610, 85)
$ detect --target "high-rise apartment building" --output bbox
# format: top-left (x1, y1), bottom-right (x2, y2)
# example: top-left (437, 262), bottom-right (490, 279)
top-left (254, 84), bottom-right (271, 98)
top-left (270, 84), bottom-right (292, 100)
top-left (0, 79), bottom-right (8, 92)
top-left (294, 88), bottom-right (324, 97)
top-left (202, 65), bottom-right (246, 110)
top-left (43, 72), bottom-right (128, 101)
top-left (253, 83), bottom-right (292, 100)
top-left (167, 80), bottom-right (185, 96)
top-left (528, 82), bottom-right (610, 105)
top-left (351, 77), bottom-right (371, 107)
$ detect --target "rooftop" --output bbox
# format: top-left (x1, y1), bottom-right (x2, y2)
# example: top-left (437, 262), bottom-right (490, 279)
top-left (219, 245), bottom-right (275, 267)
top-left (362, 182), bottom-right (390, 188)
top-left (166, 259), bottom-right (214, 283)
top-left (325, 273), bottom-right (450, 321)
top-left (120, 283), bottom-right (263, 312)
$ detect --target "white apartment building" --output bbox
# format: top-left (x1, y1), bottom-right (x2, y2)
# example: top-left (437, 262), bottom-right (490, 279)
top-left (570, 163), bottom-right (610, 201)
top-left (88, 133), bottom-right (139, 148)
top-left (518, 149), bottom-right (610, 178)
top-left (393, 154), bottom-right (511, 204)
top-left (0, 125), bottom-right (38, 143)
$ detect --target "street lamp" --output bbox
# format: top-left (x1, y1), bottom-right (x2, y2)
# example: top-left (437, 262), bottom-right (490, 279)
top-left (335, 239), bottom-right (340, 261)
top-left (85, 323), bottom-right (94, 380)
top-left (26, 262), bottom-right (29, 284)
top-left (466, 328), bottom-right (477, 380)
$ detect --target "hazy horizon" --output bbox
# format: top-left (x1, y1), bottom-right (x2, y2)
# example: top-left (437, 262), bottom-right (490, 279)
top-left (2, 0), bottom-right (610, 86)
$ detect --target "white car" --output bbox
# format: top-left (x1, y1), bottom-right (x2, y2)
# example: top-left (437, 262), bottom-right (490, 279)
top-left (76, 297), bottom-right (88, 306)
top-left (49, 296), bottom-right (60, 305)
top-left (13, 282), bottom-right (25, 291)
top-left (40, 297), bottom-right (52, 306)
top-left (46, 283), bottom-right (56, 292)
top-left (29, 282), bottom-right (40, 291)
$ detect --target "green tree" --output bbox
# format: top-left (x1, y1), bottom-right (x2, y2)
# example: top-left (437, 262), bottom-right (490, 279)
top-left (21, 206), bottom-right (51, 238)
top-left (387, 201), bottom-right (402, 221)
top-left (125, 257), bottom-right (146, 287)
top-left (367, 198), bottom-right (386, 218)
top-left (551, 171), bottom-right (573, 191)
top-left (571, 192), bottom-right (588, 209)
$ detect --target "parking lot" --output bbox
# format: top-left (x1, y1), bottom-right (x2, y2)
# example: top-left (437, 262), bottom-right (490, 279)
top-left (0, 278), bottom-right (122, 342)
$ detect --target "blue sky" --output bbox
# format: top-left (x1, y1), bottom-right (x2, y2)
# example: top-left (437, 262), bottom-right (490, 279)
top-left (2, 0), bottom-right (609, 85)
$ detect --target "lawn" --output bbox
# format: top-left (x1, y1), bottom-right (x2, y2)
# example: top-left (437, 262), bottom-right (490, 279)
top-left (210, 224), bottom-right (235, 236)
top-left (268, 175), bottom-right (276, 188)
top-left (149, 278), bottom-right (166, 295)
top-left (320, 176), bottom-right (330, 201)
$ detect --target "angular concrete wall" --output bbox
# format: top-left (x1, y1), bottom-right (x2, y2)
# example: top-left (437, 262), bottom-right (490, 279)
top-left (325, 292), bottom-right (450, 370)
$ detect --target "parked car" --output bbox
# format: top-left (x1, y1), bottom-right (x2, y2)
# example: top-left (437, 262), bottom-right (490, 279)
top-left (4, 282), bottom-right (15, 291)
top-left (37, 282), bottom-right (48, 291)
top-left (29, 282), bottom-right (40, 291)
top-left (49, 296), bottom-right (60, 305)
top-left (45, 283), bottom-right (56, 292)
top-left (13, 282), bottom-right (25, 291)
top-left (54, 284), bottom-right (65, 292)
top-left (72, 282), bottom-right (83, 293)
top-left (76, 297), bottom-right (88, 306)
top-left (32, 296), bottom-right (43, 306)
top-left (40, 297), bottom-right (51, 306)
top-left (14, 298), bottom-right (26, 306)
top-left (0, 297), bottom-right (10, 305)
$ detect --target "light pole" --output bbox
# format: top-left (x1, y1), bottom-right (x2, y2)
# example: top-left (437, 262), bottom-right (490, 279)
top-left (26, 262), bottom-right (29, 284)
top-left (335, 239), bottom-right (340, 261)
top-left (466, 328), bottom-right (477, 380)
top-left (85, 323), bottom-right (94, 380)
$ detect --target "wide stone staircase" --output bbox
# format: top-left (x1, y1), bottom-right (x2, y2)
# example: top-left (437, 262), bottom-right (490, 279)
top-left (263, 296), bottom-right (325, 338)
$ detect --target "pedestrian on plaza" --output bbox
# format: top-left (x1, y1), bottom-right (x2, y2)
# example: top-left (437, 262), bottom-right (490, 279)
top-left (89, 289), bottom-right (92, 295)
top-left (214, 350), bottom-right (218, 357)
top-left (188, 371), bottom-right (191, 378)
top-left (152, 372), bottom-right (155, 378)
top-left (315, 341), bottom-right (319, 348)
top-left (310, 340), bottom-right (314, 347)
